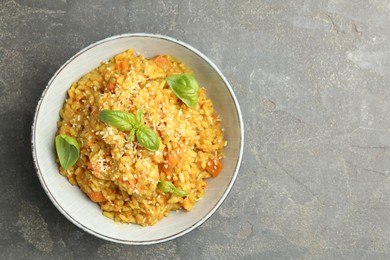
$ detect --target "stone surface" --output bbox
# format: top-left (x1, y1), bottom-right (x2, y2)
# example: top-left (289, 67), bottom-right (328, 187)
top-left (1, 0), bottom-right (390, 259)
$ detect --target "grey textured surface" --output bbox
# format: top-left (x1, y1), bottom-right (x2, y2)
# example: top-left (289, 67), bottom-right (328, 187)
top-left (1, 0), bottom-right (390, 259)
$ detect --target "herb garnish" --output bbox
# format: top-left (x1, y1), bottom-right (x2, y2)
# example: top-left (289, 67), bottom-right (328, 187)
top-left (99, 109), bottom-right (160, 152)
top-left (55, 134), bottom-right (80, 170)
top-left (166, 74), bottom-right (199, 108)
top-left (158, 181), bottom-right (189, 197)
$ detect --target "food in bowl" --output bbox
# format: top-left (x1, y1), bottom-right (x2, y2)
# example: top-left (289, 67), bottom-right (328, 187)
top-left (55, 49), bottom-right (226, 226)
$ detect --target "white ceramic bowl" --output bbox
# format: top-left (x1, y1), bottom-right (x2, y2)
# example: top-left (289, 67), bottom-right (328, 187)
top-left (31, 33), bottom-right (244, 245)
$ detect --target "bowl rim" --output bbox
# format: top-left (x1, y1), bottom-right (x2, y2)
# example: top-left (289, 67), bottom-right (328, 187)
top-left (31, 33), bottom-right (244, 245)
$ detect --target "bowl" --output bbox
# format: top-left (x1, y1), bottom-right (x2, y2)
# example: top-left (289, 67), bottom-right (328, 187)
top-left (31, 33), bottom-right (244, 245)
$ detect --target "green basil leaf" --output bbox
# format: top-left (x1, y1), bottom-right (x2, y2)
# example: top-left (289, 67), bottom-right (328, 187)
top-left (136, 109), bottom-right (143, 125)
top-left (136, 125), bottom-right (160, 151)
top-left (99, 109), bottom-right (159, 152)
top-left (172, 187), bottom-right (189, 197)
top-left (158, 181), bottom-right (175, 193)
top-left (166, 74), bottom-right (199, 108)
top-left (99, 110), bottom-right (136, 131)
top-left (55, 135), bottom-right (80, 170)
top-left (129, 128), bottom-right (136, 142)
top-left (158, 181), bottom-right (188, 197)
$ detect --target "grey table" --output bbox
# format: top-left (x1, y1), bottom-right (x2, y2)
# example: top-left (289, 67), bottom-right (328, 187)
top-left (2, 0), bottom-right (390, 259)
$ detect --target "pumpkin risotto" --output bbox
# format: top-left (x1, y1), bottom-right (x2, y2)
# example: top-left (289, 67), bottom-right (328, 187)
top-left (56, 49), bottom-right (225, 226)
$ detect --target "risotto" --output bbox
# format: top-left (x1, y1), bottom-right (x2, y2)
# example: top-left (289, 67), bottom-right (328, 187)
top-left (56, 49), bottom-right (225, 226)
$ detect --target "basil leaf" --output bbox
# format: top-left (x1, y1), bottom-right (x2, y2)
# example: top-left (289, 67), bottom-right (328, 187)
top-left (166, 74), bottom-right (199, 108)
top-left (136, 109), bottom-right (143, 125)
top-left (55, 135), bottom-right (80, 170)
top-left (129, 128), bottom-right (136, 142)
top-left (99, 109), bottom-right (159, 152)
top-left (158, 181), bottom-right (188, 197)
top-left (172, 188), bottom-right (189, 197)
top-left (136, 125), bottom-right (160, 151)
top-left (99, 110), bottom-right (136, 131)
top-left (158, 181), bottom-right (175, 193)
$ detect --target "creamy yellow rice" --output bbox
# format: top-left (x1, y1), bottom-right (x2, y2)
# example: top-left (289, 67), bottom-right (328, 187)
top-left (56, 49), bottom-right (225, 226)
